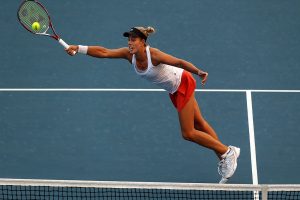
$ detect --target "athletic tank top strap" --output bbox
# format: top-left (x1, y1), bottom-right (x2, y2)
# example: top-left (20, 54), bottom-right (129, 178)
top-left (145, 46), bottom-right (153, 67)
top-left (132, 54), bottom-right (136, 65)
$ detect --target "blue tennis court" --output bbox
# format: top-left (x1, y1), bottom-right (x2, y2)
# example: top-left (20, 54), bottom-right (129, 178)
top-left (0, 0), bottom-right (299, 188)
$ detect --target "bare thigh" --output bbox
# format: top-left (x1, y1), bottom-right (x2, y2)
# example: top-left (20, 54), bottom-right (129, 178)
top-left (194, 97), bottom-right (220, 141)
top-left (193, 99), bottom-right (207, 130)
top-left (178, 93), bottom-right (195, 134)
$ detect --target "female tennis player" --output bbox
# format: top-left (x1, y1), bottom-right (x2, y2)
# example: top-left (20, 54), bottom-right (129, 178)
top-left (66, 26), bottom-right (240, 183)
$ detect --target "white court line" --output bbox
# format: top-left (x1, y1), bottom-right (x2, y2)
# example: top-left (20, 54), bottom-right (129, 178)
top-left (0, 88), bottom-right (299, 92)
top-left (246, 91), bottom-right (259, 185)
top-left (246, 91), bottom-right (260, 200)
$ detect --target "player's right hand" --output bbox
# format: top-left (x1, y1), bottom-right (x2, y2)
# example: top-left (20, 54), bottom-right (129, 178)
top-left (66, 45), bottom-right (78, 56)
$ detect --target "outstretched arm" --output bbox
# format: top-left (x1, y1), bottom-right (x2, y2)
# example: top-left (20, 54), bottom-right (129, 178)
top-left (66, 45), bottom-right (131, 61)
top-left (151, 48), bottom-right (208, 85)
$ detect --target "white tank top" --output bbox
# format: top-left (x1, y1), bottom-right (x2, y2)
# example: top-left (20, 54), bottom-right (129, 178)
top-left (132, 46), bottom-right (184, 94)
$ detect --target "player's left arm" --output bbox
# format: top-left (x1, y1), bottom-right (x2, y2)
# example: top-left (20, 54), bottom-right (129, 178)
top-left (151, 48), bottom-right (208, 85)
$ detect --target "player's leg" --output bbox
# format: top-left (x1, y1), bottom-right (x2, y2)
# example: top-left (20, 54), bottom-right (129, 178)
top-left (193, 99), bottom-right (221, 140)
top-left (178, 93), bottom-right (240, 183)
top-left (178, 93), bottom-right (228, 155)
top-left (193, 99), bottom-right (222, 159)
top-left (178, 94), bottom-right (240, 183)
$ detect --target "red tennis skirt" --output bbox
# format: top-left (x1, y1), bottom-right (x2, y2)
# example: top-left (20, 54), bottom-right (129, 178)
top-left (169, 70), bottom-right (196, 112)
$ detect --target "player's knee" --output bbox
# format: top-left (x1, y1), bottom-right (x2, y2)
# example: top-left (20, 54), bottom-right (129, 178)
top-left (181, 129), bottom-right (194, 141)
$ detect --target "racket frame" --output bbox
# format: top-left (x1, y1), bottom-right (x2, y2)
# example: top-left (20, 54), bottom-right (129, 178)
top-left (17, 0), bottom-right (72, 50)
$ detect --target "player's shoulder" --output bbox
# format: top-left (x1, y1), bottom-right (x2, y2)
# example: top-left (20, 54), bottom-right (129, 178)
top-left (149, 47), bottom-right (160, 53)
top-left (117, 47), bottom-right (131, 60)
top-left (149, 47), bottom-right (163, 58)
top-left (118, 47), bottom-right (130, 53)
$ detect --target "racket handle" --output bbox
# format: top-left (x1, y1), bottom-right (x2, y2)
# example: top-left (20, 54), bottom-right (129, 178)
top-left (58, 38), bottom-right (76, 55)
top-left (58, 38), bottom-right (69, 48)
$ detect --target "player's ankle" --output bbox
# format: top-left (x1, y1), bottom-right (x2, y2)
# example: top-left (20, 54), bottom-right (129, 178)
top-left (221, 147), bottom-right (230, 159)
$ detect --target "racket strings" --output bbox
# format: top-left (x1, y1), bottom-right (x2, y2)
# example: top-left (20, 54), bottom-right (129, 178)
top-left (18, 1), bottom-right (49, 33)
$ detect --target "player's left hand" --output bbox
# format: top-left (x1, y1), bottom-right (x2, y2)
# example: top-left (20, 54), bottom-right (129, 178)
top-left (198, 71), bottom-right (208, 86)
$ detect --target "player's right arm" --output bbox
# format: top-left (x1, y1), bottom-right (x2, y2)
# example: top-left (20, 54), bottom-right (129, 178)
top-left (66, 45), bottom-right (131, 61)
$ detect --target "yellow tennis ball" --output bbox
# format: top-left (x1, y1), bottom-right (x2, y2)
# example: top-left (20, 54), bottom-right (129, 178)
top-left (32, 22), bottom-right (40, 31)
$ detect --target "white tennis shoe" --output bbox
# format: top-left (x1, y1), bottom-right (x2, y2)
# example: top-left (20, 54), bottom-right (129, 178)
top-left (218, 146), bottom-right (240, 184)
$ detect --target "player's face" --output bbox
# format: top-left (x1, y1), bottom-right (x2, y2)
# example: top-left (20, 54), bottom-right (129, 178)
top-left (128, 36), bottom-right (145, 54)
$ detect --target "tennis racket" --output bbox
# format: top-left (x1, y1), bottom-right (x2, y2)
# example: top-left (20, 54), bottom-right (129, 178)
top-left (17, 0), bottom-right (75, 54)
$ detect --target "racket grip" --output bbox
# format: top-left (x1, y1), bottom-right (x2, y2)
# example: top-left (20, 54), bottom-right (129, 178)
top-left (58, 38), bottom-right (69, 49)
top-left (58, 39), bottom-right (76, 55)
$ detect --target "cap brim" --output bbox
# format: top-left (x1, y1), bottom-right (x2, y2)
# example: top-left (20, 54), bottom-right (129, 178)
top-left (123, 31), bottom-right (139, 38)
top-left (123, 32), bottom-right (130, 37)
